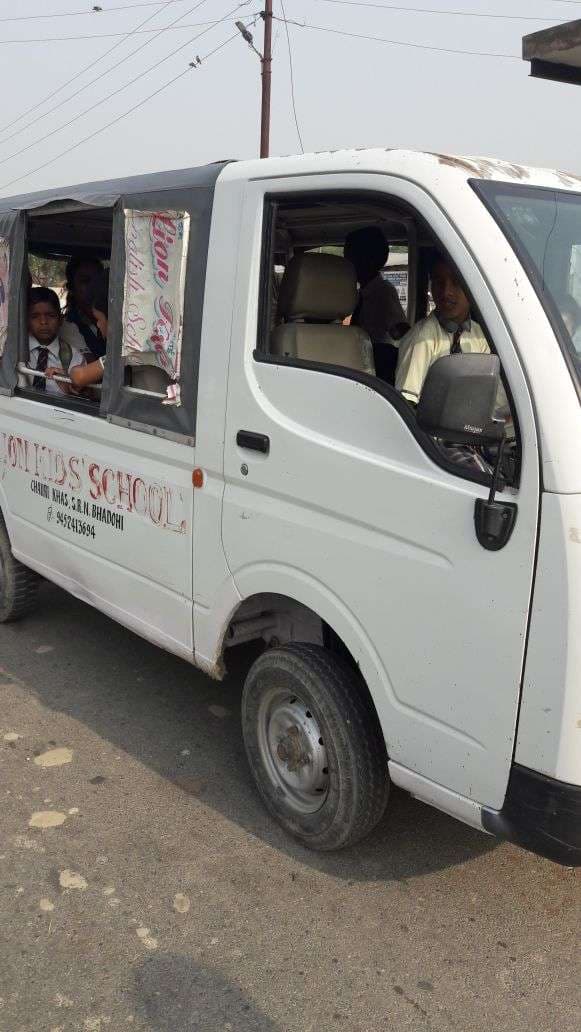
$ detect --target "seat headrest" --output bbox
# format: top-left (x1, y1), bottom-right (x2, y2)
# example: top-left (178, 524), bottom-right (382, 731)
top-left (277, 253), bottom-right (357, 322)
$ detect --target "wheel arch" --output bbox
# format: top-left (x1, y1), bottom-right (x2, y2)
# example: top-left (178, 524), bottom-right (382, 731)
top-left (217, 565), bottom-right (394, 755)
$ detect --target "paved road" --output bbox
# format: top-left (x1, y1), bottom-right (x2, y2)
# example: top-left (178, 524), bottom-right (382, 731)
top-left (0, 583), bottom-right (579, 1032)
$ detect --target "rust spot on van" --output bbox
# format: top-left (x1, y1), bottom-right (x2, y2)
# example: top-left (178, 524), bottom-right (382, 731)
top-left (429, 153), bottom-right (530, 181)
top-left (430, 152), bottom-right (581, 190)
top-left (553, 169), bottom-right (581, 188)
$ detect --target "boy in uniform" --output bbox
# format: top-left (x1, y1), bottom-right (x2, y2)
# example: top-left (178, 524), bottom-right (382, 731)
top-left (28, 287), bottom-right (84, 395)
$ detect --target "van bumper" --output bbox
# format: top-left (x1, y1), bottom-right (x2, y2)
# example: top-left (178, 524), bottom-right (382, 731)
top-left (482, 764), bottom-right (581, 866)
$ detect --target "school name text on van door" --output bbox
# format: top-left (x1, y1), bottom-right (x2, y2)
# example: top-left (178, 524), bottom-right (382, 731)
top-left (1, 434), bottom-right (187, 535)
top-left (31, 479), bottom-right (123, 532)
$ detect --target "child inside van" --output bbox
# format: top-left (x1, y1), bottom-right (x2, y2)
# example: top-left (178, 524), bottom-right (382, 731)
top-left (28, 287), bottom-right (85, 395)
top-left (46, 275), bottom-right (108, 390)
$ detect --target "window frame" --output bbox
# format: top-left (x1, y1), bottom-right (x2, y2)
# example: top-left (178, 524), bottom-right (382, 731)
top-left (254, 189), bottom-right (520, 490)
top-left (472, 178), bottom-right (581, 406)
top-left (18, 207), bottom-right (111, 414)
top-left (14, 191), bottom-right (211, 447)
top-left (103, 200), bottom-right (203, 447)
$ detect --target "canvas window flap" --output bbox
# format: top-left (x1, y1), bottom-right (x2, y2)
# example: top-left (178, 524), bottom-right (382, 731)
top-left (103, 180), bottom-right (217, 440)
top-left (0, 211), bottom-right (25, 394)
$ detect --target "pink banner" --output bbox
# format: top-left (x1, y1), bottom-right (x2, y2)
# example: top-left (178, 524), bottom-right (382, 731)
top-left (122, 210), bottom-right (190, 404)
top-left (0, 238), bottom-right (9, 357)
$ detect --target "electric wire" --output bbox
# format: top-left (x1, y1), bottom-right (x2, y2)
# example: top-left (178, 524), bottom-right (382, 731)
top-left (0, 20), bottom-right (221, 45)
top-left (280, 0), bottom-right (304, 153)
top-left (274, 14), bottom-right (521, 59)
top-left (305, 0), bottom-right (564, 23)
top-left (0, 4), bottom-right (244, 170)
top-left (0, 0), bottom-right (219, 145)
top-left (0, 25), bottom-right (251, 195)
top-left (0, 1), bottom-right (194, 22)
top-left (0, 0), bottom-right (206, 139)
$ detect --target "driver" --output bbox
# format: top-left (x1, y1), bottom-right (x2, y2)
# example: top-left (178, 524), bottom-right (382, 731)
top-left (396, 254), bottom-right (490, 404)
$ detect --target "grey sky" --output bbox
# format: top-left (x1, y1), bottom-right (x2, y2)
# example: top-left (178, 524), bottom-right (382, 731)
top-left (0, 0), bottom-right (579, 198)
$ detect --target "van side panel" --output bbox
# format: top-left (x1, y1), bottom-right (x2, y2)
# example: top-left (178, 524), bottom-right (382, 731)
top-left (515, 492), bottom-right (581, 787)
top-left (0, 398), bottom-right (195, 661)
top-left (192, 176), bottom-right (244, 674)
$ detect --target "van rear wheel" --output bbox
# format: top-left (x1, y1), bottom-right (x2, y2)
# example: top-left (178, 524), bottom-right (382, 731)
top-left (0, 517), bottom-right (39, 623)
top-left (241, 643), bottom-right (389, 851)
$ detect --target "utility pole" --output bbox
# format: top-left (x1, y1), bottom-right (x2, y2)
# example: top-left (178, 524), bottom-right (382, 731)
top-left (236, 2), bottom-right (273, 158)
top-left (260, 0), bottom-right (273, 158)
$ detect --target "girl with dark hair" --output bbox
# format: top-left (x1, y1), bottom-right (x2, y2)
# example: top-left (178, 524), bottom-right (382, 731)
top-left (46, 274), bottom-right (108, 390)
top-left (60, 256), bottom-right (107, 360)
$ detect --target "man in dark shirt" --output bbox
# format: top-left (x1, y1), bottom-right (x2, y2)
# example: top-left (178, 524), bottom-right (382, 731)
top-left (344, 226), bottom-right (409, 382)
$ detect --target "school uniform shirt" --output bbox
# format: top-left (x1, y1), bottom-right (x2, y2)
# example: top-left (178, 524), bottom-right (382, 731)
top-left (61, 310), bottom-right (106, 360)
top-left (352, 274), bottom-right (406, 345)
top-left (28, 335), bottom-right (85, 396)
top-left (395, 312), bottom-right (490, 403)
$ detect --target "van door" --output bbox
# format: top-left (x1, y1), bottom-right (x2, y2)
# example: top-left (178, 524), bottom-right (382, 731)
top-left (221, 173), bottom-right (540, 811)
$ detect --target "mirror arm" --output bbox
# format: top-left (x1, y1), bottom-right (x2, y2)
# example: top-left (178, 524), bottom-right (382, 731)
top-left (487, 434), bottom-right (506, 506)
top-left (474, 433), bottom-right (518, 551)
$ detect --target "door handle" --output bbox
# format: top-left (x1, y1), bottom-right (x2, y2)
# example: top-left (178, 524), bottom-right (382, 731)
top-left (236, 430), bottom-right (270, 455)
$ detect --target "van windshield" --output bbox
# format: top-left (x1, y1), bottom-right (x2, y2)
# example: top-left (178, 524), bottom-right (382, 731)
top-left (475, 181), bottom-right (581, 397)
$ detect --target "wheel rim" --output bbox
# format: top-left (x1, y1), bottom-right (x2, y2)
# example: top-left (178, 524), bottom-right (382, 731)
top-left (256, 687), bottom-right (329, 815)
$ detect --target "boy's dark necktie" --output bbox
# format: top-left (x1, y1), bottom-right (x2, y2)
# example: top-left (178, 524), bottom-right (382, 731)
top-left (32, 347), bottom-right (49, 390)
top-left (451, 327), bottom-right (464, 354)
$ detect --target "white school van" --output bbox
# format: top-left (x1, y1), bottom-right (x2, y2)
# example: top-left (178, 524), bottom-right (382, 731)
top-left (0, 150), bottom-right (580, 864)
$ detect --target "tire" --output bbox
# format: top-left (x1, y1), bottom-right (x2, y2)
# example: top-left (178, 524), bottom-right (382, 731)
top-left (0, 516), bottom-right (39, 623)
top-left (241, 643), bottom-right (389, 851)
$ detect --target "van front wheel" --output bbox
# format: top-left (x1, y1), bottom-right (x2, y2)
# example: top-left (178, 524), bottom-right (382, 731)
top-left (0, 517), bottom-right (39, 623)
top-left (241, 644), bottom-right (389, 851)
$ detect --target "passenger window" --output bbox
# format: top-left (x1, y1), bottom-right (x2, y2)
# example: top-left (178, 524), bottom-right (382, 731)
top-left (19, 207), bottom-right (188, 419)
top-left (121, 209), bottom-right (189, 404)
top-left (19, 207), bottom-right (113, 408)
top-left (257, 194), bottom-right (519, 487)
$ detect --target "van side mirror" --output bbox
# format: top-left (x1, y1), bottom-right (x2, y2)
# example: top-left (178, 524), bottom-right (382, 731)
top-left (416, 352), bottom-right (518, 551)
top-left (416, 353), bottom-right (504, 445)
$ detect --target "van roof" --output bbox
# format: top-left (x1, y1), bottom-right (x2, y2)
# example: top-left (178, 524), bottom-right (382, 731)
top-left (221, 149), bottom-right (581, 193)
top-left (0, 148), bottom-right (579, 212)
top-left (0, 160), bottom-right (231, 213)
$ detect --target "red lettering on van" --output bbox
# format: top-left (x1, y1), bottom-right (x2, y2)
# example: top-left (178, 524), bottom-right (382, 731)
top-left (88, 463), bottom-right (101, 500)
top-left (101, 468), bottom-right (117, 506)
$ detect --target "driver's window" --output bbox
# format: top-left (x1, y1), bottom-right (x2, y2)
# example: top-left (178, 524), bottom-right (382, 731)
top-left (257, 193), bottom-right (519, 487)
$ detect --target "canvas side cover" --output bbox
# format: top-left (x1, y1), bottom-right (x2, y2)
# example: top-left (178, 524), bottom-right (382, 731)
top-left (102, 167), bottom-right (221, 441)
top-left (0, 210), bottom-right (25, 395)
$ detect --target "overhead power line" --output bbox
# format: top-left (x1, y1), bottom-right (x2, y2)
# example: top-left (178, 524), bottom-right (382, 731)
top-left (280, 0), bottom-right (304, 153)
top-left (306, 0), bottom-right (564, 22)
top-left (274, 15), bottom-right (521, 59)
top-left (0, 1), bottom-right (192, 22)
top-left (0, 3), bottom-right (248, 168)
top-left (0, 0), bottom-right (218, 145)
top-left (0, 19), bottom-right (219, 45)
top-left (0, 0), bottom-right (202, 138)
top-left (0, 1), bottom-right (567, 42)
top-left (0, 26), bottom-right (250, 195)
top-left (0, 0), bottom-right (218, 144)
top-left (4, 0), bottom-right (571, 22)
